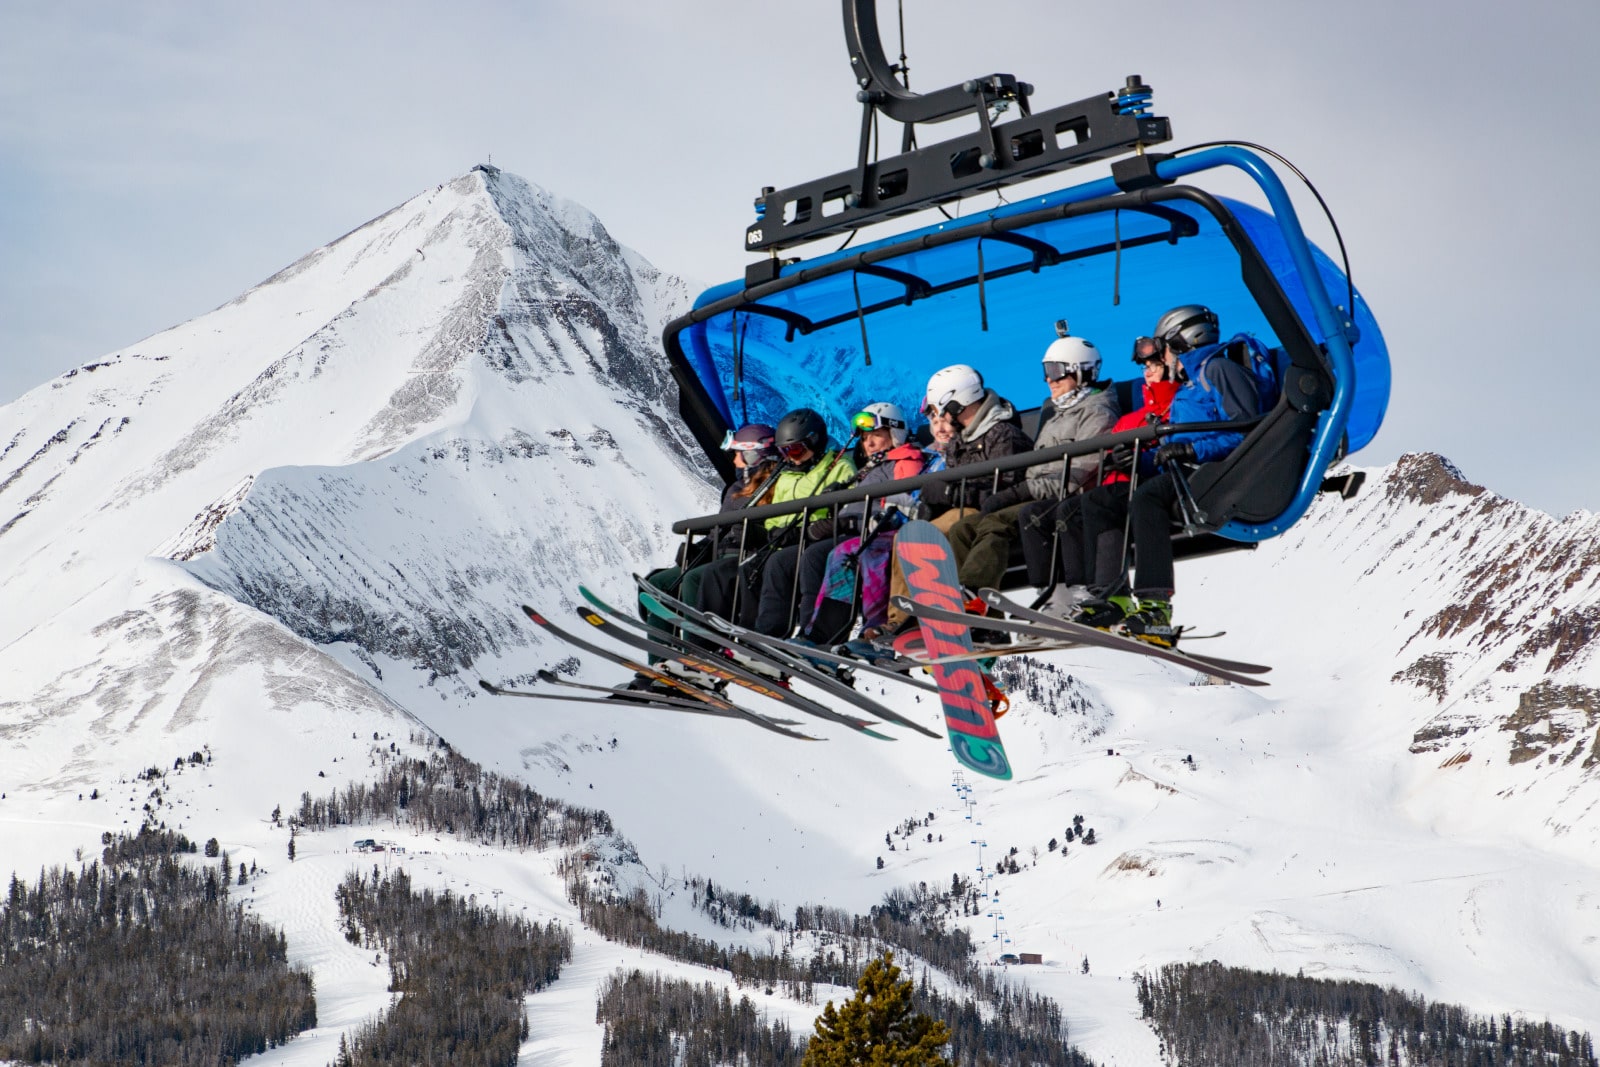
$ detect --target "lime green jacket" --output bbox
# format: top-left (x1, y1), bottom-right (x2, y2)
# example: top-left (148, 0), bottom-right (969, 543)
top-left (765, 450), bottom-right (858, 532)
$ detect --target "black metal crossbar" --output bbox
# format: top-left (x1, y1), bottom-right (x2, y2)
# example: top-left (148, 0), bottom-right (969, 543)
top-left (669, 416), bottom-right (1261, 535)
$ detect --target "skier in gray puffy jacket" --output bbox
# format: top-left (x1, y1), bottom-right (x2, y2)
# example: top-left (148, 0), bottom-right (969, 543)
top-left (946, 332), bottom-right (1121, 599)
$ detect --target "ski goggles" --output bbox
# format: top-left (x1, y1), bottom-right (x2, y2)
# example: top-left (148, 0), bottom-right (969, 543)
top-left (852, 410), bottom-right (906, 434)
top-left (1130, 336), bottom-right (1162, 364)
top-left (1042, 361), bottom-right (1089, 383)
top-left (778, 440), bottom-right (813, 461)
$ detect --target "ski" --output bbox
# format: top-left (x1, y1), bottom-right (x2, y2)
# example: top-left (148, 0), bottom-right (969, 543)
top-left (976, 589), bottom-right (1265, 672)
top-left (617, 588), bottom-right (934, 739)
top-left (568, 600), bottom-right (889, 738)
top-left (893, 520), bottom-right (1013, 781)
top-left (868, 635), bottom-right (1088, 670)
top-left (608, 585), bottom-right (939, 695)
top-left (518, 606), bottom-right (820, 740)
top-left (891, 595), bottom-right (1270, 688)
top-left (529, 669), bottom-right (805, 724)
top-left (627, 580), bottom-right (941, 740)
top-left (478, 678), bottom-right (796, 724)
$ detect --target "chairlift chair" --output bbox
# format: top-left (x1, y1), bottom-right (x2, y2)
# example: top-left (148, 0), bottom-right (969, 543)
top-left (662, 0), bottom-right (1389, 585)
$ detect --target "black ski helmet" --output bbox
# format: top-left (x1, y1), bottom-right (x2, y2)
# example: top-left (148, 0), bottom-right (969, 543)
top-left (774, 408), bottom-right (829, 460)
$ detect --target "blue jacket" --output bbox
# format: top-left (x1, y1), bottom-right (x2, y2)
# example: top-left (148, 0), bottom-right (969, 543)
top-left (1163, 343), bottom-right (1262, 465)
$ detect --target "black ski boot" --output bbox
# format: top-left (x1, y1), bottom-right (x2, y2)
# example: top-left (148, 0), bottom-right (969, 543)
top-left (1071, 594), bottom-right (1135, 632)
top-left (1121, 597), bottom-right (1178, 650)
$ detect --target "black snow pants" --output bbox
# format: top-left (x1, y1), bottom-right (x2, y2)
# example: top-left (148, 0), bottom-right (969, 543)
top-left (1073, 472), bottom-right (1185, 597)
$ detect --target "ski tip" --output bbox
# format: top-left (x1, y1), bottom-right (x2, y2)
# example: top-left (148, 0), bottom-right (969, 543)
top-left (520, 604), bottom-right (546, 624)
top-left (862, 728), bottom-right (896, 742)
top-left (477, 679), bottom-right (499, 694)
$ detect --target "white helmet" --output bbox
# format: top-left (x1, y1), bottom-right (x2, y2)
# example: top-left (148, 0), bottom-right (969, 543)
top-left (1041, 336), bottom-right (1101, 384)
top-left (853, 402), bottom-right (910, 447)
top-left (923, 364), bottom-right (985, 418)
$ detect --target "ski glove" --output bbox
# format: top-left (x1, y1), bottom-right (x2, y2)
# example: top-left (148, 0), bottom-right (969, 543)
top-left (804, 518), bottom-right (837, 542)
top-left (979, 483), bottom-right (1033, 515)
top-left (1104, 443), bottom-right (1137, 475)
top-left (1154, 441), bottom-right (1197, 469)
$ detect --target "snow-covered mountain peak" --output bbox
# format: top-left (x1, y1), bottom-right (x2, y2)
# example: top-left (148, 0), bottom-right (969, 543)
top-left (0, 165), bottom-right (703, 642)
top-left (1383, 450), bottom-right (1487, 506)
top-left (0, 166), bottom-right (710, 869)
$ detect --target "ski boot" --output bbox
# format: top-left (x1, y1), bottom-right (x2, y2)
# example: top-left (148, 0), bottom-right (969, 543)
top-left (1039, 583), bottom-right (1093, 619)
top-left (843, 617), bottom-right (915, 664)
top-left (782, 635), bottom-right (857, 687)
top-left (1071, 594), bottom-right (1136, 632)
top-left (722, 648), bottom-right (790, 687)
top-left (617, 672), bottom-right (700, 701)
top-left (1120, 597), bottom-right (1179, 650)
top-left (655, 659), bottom-right (730, 693)
top-left (963, 596), bottom-right (1011, 649)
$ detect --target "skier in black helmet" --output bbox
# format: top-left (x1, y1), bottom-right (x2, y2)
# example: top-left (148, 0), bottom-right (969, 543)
top-left (1057, 304), bottom-right (1264, 649)
top-left (769, 402), bottom-right (931, 642)
top-left (694, 408), bottom-right (856, 632)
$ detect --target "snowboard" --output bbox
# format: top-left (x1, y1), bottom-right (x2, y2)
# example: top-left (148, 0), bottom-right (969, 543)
top-left (893, 520), bottom-right (1012, 781)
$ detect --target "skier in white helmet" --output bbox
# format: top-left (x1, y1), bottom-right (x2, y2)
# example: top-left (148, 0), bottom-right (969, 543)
top-left (877, 363), bottom-right (1033, 638)
top-left (943, 328), bottom-right (1121, 629)
top-left (915, 364), bottom-right (1033, 518)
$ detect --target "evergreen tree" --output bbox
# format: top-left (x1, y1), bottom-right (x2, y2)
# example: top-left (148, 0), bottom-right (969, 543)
top-left (803, 951), bottom-right (951, 1066)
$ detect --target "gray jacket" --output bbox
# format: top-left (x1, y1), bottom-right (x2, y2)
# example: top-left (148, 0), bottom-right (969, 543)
top-left (1025, 385), bottom-right (1121, 499)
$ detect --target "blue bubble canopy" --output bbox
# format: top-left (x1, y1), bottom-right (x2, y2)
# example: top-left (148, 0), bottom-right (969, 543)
top-left (664, 147), bottom-right (1389, 545)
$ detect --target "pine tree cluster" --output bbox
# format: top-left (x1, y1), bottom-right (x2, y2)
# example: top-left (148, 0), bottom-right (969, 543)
top-left (0, 827), bottom-right (316, 1066)
top-left (331, 866), bottom-right (572, 1066)
top-left (569, 871), bottom-right (1088, 1065)
top-left (291, 741), bottom-right (610, 850)
top-left (990, 658), bottom-right (1105, 729)
top-left (595, 969), bottom-right (805, 1066)
top-left (1136, 961), bottom-right (1598, 1066)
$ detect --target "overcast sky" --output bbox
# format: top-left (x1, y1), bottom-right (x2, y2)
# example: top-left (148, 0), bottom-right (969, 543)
top-left (4, 0), bottom-right (1597, 515)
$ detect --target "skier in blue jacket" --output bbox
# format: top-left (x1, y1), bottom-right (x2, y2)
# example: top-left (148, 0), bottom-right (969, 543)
top-left (1061, 305), bottom-right (1263, 648)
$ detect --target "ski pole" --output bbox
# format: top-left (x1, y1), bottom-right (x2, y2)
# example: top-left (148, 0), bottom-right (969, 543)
top-left (1043, 451), bottom-right (1073, 593)
top-left (1115, 439), bottom-right (1143, 595)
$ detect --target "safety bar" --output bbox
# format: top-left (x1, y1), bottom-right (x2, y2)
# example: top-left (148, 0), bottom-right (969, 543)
top-left (670, 416), bottom-right (1260, 535)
